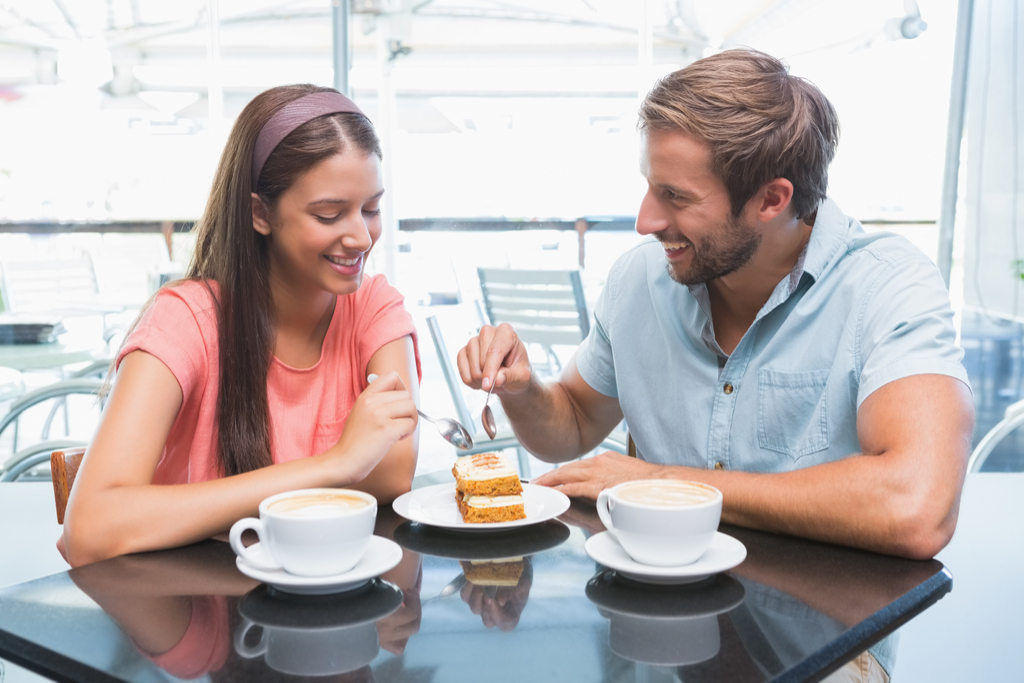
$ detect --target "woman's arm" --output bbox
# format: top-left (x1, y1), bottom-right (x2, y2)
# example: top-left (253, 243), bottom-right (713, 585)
top-left (348, 335), bottom-right (419, 503)
top-left (63, 350), bottom-right (416, 567)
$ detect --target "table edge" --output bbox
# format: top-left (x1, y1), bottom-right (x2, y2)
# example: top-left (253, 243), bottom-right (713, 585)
top-left (0, 629), bottom-right (123, 683)
top-left (773, 564), bottom-right (954, 683)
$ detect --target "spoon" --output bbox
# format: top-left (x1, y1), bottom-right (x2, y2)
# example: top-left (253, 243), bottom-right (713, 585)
top-left (367, 374), bottom-right (474, 451)
top-left (481, 375), bottom-right (497, 440)
top-left (421, 573), bottom-right (467, 605)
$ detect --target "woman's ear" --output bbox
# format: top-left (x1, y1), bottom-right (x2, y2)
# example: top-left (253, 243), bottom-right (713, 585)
top-left (251, 193), bottom-right (272, 236)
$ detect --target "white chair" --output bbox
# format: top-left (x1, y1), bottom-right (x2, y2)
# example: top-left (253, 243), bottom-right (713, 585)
top-left (0, 438), bottom-right (87, 482)
top-left (0, 255), bottom-right (115, 317)
top-left (967, 399), bottom-right (1024, 472)
top-left (1, 254), bottom-right (125, 354)
top-left (0, 365), bottom-right (24, 402)
top-left (425, 304), bottom-right (523, 461)
top-left (0, 378), bottom-right (104, 461)
top-left (425, 302), bottom-right (627, 480)
top-left (476, 267), bottom-right (590, 377)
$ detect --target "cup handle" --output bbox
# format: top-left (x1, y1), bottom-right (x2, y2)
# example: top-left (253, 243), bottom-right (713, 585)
top-left (596, 489), bottom-right (620, 543)
top-left (233, 618), bottom-right (268, 659)
top-left (229, 517), bottom-right (280, 570)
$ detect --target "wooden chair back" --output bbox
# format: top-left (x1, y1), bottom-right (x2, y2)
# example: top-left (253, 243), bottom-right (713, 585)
top-left (51, 447), bottom-right (86, 524)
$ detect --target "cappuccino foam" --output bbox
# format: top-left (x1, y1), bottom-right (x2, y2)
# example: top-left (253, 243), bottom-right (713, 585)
top-left (268, 492), bottom-right (370, 518)
top-left (616, 481), bottom-right (718, 507)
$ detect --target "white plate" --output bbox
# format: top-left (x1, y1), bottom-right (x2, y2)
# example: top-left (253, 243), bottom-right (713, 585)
top-left (235, 536), bottom-right (403, 595)
top-left (392, 483), bottom-right (570, 532)
top-left (585, 531), bottom-right (746, 585)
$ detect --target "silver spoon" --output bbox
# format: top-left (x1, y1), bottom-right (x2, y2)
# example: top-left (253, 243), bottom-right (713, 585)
top-left (421, 573), bottom-right (467, 605)
top-left (481, 375), bottom-right (497, 440)
top-left (367, 374), bottom-right (474, 450)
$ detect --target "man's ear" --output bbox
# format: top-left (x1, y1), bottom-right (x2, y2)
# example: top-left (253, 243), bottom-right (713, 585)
top-left (251, 193), bottom-right (272, 236)
top-left (753, 178), bottom-right (795, 223)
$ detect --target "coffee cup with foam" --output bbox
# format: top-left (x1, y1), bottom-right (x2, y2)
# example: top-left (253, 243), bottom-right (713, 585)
top-left (596, 479), bottom-right (722, 567)
top-left (229, 488), bottom-right (377, 577)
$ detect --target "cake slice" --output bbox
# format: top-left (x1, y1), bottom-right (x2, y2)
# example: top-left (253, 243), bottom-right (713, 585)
top-left (452, 452), bottom-right (526, 523)
top-left (455, 490), bottom-right (526, 523)
top-left (460, 557), bottom-right (525, 586)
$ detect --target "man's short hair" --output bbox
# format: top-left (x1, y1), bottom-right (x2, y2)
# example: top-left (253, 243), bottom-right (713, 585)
top-left (639, 48), bottom-right (840, 220)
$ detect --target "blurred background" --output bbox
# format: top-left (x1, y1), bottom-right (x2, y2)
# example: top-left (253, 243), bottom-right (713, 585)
top-left (1, 0), bottom-right (1022, 477)
top-left (2, 4), bottom-right (1023, 682)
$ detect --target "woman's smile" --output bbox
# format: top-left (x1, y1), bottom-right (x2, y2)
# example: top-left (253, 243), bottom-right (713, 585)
top-left (324, 252), bottom-right (364, 276)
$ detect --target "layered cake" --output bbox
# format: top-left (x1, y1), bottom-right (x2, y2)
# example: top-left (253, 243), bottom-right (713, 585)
top-left (452, 452), bottom-right (526, 523)
top-left (460, 557), bottom-right (525, 586)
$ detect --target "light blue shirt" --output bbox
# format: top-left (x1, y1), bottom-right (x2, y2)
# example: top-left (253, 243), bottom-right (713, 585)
top-left (576, 198), bottom-right (970, 472)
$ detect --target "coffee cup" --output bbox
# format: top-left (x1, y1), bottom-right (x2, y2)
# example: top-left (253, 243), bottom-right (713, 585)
top-left (586, 570), bottom-right (745, 667)
top-left (234, 581), bottom-right (403, 677)
top-left (235, 616), bottom-right (379, 676)
top-left (596, 480), bottom-right (722, 567)
top-left (230, 488), bottom-right (377, 577)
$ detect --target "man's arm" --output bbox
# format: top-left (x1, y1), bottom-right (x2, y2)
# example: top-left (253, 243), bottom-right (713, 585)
top-left (534, 373), bottom-right (974, 560)
top-left (457, 323), bottom-right (623, 462)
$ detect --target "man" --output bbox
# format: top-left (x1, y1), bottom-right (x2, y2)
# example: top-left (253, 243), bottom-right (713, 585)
top-left (457, 48), bottom-right (973, 562)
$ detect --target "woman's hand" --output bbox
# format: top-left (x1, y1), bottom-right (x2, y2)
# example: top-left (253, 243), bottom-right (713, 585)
top-left (326, 370), bottom-right (417, 482)
top-left (457, 323), bottom-right (534, 395)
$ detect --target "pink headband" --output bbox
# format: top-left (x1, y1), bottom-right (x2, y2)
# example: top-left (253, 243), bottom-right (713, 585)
top-left (251, 91), bottom-right (366, 189)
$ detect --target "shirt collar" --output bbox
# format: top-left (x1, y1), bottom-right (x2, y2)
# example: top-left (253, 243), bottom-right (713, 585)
top-left (798, 197), bottom-right (851, 284)
top-left (684, 197), bottom-right (853, 348)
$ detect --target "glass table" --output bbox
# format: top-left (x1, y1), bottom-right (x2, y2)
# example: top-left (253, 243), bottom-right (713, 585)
top-left (0, 340), bottom-right (106, 373)
top-left (0, 488), bottom-right (953, 683)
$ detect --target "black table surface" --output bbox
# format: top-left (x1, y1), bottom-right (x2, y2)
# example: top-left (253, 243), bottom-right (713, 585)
top-left (0, 496), bottom-right (952, 683)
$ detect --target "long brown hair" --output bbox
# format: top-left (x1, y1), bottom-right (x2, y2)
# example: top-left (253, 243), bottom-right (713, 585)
top-left (639, 48), bottom-right (839, 220)
top-left (186, 84), bottom-right (381, 477)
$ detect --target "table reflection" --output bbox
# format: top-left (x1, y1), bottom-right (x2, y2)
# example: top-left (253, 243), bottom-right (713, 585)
top-left (392, 519), bottom-right (569, 633)
top-left (0, 495), bottom-right (953, 682)
top-left (235, 582), bottom-right (402, 677)
top-left (67, 508), bottom-right (424, 681)
top-left (587, 572), bottom-right (746, 666)
top-left (559, 498), bottom-right (940, 681)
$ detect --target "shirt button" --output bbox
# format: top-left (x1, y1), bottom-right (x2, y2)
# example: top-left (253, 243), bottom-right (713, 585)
top-left (714, 461), bottom-right (724, 470)
top-left (723, 383), bottom-right (734, 395)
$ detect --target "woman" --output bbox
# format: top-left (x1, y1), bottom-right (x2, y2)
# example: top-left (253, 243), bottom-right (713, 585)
top-left (62, 84), bottom-right (420, 567)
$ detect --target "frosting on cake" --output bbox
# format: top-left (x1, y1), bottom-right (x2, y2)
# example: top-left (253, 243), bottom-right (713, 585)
top-left (453, 453), bottom-right (518, 481)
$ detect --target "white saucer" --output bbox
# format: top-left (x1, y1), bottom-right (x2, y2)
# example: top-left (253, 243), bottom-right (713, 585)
top-left (585, 531), bottom-right (746, 585)
top-left (392, 483), bottom-right (570, 532)
top-left (235, 536), bottom-right (403, 595)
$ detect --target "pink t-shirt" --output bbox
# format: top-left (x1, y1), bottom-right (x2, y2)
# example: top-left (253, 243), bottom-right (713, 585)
top-left (117, 275), bottom-right (420, 484)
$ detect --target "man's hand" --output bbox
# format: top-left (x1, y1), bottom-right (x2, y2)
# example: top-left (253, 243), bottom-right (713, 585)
top-left (457, 323), bottom-right (534, 394)
top-left (459, 560), bottom-right (533, 632)
top-left (555, 499), bottom-right (606, 535)
top-left (532, 451), bottom-right (668, 500)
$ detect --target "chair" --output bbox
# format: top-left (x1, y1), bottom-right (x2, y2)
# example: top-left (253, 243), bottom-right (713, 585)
top-left (0, 439), bottom-right (85, 481)
top-left (0, 365), bottom-right (24, 402)
top-left (0, 443), bottom-right (86, 525)
top-left (70, 359), bottom-right (114, 380)
top-left (425, 303), bottom-right (627, 480)
top-left (425, 304), bottom-right (523, 460)
top-left (967, 398), bottom-right (1024, 472)
top-left (0, 255), bottom-right (125, 363)
top-left (0, 378), bottom-right (103, 458)
top-left (0, 254), bottom-right (116, 317)
top-left (476, 267), bottom-right (590, 376)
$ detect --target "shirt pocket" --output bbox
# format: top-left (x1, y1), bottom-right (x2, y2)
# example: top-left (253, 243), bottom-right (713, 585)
top-left (312, 417), bottom-right (347, 456)
top-left (757, 368), bottom-right (830, 461)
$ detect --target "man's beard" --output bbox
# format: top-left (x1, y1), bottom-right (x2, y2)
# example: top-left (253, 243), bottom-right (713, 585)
top-left (663, 213), bottom-right (762, 286)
